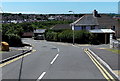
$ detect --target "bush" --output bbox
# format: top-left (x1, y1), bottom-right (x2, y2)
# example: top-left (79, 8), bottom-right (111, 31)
top-left (58, 30), bottom-right (73, 43)
top-left (89, 34), bottom-right (101, 45)
top-left (74, 30), bottom-right (91, 44)
top-left (2, 34), bottom-right (22, 47)
top-left (58, 30), bottom-right (91, 44)
top-left (46, 32), bottom-right (58, 41)
top-left (45, 29), bottom-right (101, 45)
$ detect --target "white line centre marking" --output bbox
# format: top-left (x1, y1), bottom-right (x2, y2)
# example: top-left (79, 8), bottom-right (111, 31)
top-left (37, 72), bottom-right (46, 81)
top-left (50, 54), bottom-right (59, 65)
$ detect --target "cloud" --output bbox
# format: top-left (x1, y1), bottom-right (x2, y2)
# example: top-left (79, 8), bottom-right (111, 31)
top-left (2, 0), bottom-right (119, 2)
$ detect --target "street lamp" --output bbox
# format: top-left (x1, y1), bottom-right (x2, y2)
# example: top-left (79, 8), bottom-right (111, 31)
top-left (69, 11), bottom-right (75, 45)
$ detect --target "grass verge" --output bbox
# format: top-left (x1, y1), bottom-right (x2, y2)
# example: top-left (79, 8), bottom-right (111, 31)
top-left (0, 51), bottom-right (4, 53)
top-left (106, 49), bottom-right (120, 54)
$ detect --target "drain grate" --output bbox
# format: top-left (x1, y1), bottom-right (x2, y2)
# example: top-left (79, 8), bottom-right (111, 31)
top-left (51, 48), bottom-right (57, 49)
top-left (42, 46), bottom-right (47, 47)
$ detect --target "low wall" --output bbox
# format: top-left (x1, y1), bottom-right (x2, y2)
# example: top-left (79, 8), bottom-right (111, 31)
top-left (112, 39), bottom-right (120, 49)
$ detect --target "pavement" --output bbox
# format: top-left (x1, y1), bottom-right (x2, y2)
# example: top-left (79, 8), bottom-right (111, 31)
top-left (117, 38), bottom-right (120, 41)
top-left (1, 47), bottom-right (25, 60)
top-left (0, 44), bottom-right (32, 63)
top-left (89, 45), bottom-right (120, 78)
top-left (1, 38), bottom-right (119, 81)
top-left (90, 48), bottom-right (119, 70)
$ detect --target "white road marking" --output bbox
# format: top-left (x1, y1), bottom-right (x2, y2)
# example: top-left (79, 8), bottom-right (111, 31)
top-left (50, 54), bottom-right (59, 65)
top-left (37, 72), bottom-right (46, 81)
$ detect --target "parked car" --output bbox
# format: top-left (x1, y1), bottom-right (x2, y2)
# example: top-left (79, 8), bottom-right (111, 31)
top-left (34, 35), bottom-right (44, 40)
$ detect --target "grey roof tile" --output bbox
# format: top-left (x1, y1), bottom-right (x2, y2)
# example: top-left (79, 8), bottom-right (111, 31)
top-left (74, 15), bottom-right (99, 26)
top-left (52, 24), bottom-right (71, 30)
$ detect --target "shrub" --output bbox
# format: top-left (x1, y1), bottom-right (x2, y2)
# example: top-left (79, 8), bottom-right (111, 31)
top-left (74, 30), bottom-right (89, 44)
top-left (89, 34), bottom-right (101, 45)
top-left (58, 30), bottom-right (73, 43)
top-left (46, 32), bottom-right (58, 41)
top-left (2, 34), bottom-right (22, 47)
top-left (58, 30), bottom-right (91, 43)
top-left (45, 29), bottom-right (101, 45)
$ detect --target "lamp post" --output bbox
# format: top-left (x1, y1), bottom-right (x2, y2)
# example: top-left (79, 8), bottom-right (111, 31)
top-left (69, 11), bottom-right (75, 45)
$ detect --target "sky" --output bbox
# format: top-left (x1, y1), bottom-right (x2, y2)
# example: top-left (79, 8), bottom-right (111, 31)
top-left (1, 0), bottom-right (120, 2)
top-left (1, 1), bottom-right (119, 14)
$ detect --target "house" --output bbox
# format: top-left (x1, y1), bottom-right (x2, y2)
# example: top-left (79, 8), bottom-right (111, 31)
top-left (22, 32), bottom-right (33, 38)
top-left (48, 16), bottom-right (55, 20)
top-left (34, 29), bottom-right (46, 40)
top-left (72, 10), bottom-right (118, 32)
top-left (51, 24), bottom-right (71, 30)
top-left (72, 10), bottom-right (119, 43)
top-left (113, 16), bottom-right (120, 20)
top-left (118, 21), bottom-right (120, 38)
top-left (89, 29), bottom-right (115, 44)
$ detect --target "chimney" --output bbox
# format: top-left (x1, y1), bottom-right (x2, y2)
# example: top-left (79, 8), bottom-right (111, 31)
top-left (93, 10), bottom-right (98, 17)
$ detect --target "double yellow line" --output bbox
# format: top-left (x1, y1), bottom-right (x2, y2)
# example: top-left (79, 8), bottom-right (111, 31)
top-left (84, 48), bottom-right (115, 81)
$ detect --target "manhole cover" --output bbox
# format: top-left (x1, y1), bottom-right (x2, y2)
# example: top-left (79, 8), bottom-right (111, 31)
top-left (51, 48), bottom-right (57, 49)
top-left (42, 46), bottom-right (47, 47)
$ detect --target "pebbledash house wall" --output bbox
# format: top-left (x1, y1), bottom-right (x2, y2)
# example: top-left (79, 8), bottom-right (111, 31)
top-left (74, 26), bottom-right (99, 30)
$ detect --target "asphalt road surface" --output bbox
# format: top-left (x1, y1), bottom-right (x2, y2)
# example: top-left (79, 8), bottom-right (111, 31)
top-left (1, 38), bottom-right (118, 81)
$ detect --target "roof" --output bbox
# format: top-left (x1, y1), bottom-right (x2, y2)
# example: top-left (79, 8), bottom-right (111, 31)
top-left (52, 24), bottom-right (71, 30)
top-left (73, 14), bottom-right (117, 28)
top-left (34, 29), bottom-right (46, 33)
top-left (48, 16), bottom-right (55, 20)
top-left (97, 14), bottom-right (117, 28)
top-left (73, 15), bottom-right (99, 26)
top-left (22, 32), bottom-right (33, 37)
top-left (89, 29), bottom-right (115, 33)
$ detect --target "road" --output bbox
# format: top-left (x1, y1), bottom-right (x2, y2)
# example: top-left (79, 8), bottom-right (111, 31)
top-left (1, 38), bottom-right (118, 81)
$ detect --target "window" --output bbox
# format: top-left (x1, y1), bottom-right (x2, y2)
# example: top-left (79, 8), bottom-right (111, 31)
top-left (82, 26), bottom-right (86, 30)
top-left (91, 26), bottom-right (95, 29)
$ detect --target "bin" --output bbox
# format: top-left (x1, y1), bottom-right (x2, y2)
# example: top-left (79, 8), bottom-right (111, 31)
top-left (1, 42), bottom-right (9, 51)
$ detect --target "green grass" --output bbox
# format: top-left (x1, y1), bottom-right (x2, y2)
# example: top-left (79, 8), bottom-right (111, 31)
top-left (0, 51), bottom-right (3, 53)
top-left (106, 49), bottom-right (120, 54)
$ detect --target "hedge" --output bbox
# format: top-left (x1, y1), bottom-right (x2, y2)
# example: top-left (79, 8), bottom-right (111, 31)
top-left (58, 30), bottom-right (73, 43)
top-left (46, 32), bottom-right (58, 41)
top-left (89, 34), bottom-right (101, 45)
top-left (2, 34), bottom-right (23, 47)
top-left (45, 30), bottom-right (101, 44)
top-left (58, 30), bottom-right (92, 44)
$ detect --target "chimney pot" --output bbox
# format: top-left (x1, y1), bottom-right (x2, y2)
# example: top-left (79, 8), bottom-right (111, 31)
top-left (93, 10), bottom-right (98, 17)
